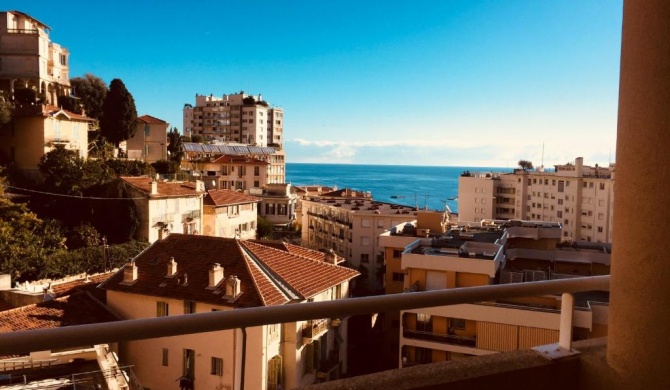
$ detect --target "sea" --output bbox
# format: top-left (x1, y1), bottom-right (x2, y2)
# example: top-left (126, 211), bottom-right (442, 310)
top-left (286, 163), bottom-right (511, 214)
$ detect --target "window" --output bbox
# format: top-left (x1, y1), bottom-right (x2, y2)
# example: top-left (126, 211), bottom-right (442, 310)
top-left (377, 219), bottom-right (385, 228)
top-left (59, 53), bottom-right (67, 66)
top-left (184, 300), bottom-right (196, 314)
top-left (361, 253), bottom-right (369, 263)
top-left (254, 180), bottom-right (260, 187)
top-left (278, 204), bottom-right (287, 215)
top-left (597, 226), bottom-right (604, 233)
top-left (557, 211), bottom-right (563, 218)
top-left (558, 199), bottom-right (563, 205)
top-left (361, 236), bottom-right (370, 246)
top-left (162, 348), bottom-right (169, 366)
top-left (392, 249), bottom-right (402, 258)
top-left (450, 318), bottom-right (466, 330)
top-left (361, 219), bottom-right (370, 228)
top-left (589, 182), bottom-right (594, 188)
top-left (183, 349), bottom-right (195, 378)
top-left (392, 272), bottom-right (404, 282)
top-left (211, 357), bottom-right (223, 376)
top-left (254, 166), bottom-right (260, 176)
top-left (558, 180), bottom-right (565, 192)
top-left (599, 183), bottom-right (605, 190)
top-left (157, 301), bottom-right (169, 317)
top-left (266, 203), bottom-right (276, 215)
top-left (267, 355), bottom-right (282, 390)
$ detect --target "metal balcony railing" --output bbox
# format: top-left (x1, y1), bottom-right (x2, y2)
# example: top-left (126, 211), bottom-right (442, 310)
top-left (0, 276), bottom-right (609, 356)
top-left (303, 318), bottom-right (329, 339)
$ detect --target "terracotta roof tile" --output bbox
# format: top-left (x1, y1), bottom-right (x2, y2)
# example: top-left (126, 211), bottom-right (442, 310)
top-left (240, 241), bottom-right (359, 299)
top-left (211, 155), bottom-right (269, 165)
top-left (121, 177), bottom-right (204, 198)
top-left (205, 190), bottom-right (261, 207)
top-left (0, 292), bottom-right (118, 334)
top-left (50, 272), bottom-right (114, 299)
top-left (137, 115), bottom-right (168, 124)
top-left (44, 105), bottom-right (92, 121)
top-left (101, 234), bottom-right (358, 307)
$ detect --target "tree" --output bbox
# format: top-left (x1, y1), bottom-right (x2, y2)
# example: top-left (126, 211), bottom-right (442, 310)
top-left (100, 78), bottom-right (137, 146)
top-left (57, 95), bottom-right (83, 114)
top-left (70, 74), bottom-right (108, 120)
top-left (518, 160), bottom-right (534, 171)
top-left (167, 127), bottom-right (185, 165)
top-left (190, 134), bottom-right (204, 143)
top-left (39, 146), bottom-right (88, 195)
top-left (0, 93), bottom-right (12, 126)
top-left (256, 216), bottom-right (274, 239)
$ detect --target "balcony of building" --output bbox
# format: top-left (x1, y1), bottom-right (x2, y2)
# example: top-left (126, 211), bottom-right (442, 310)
top-left (302, 318), bottom-right (330, 341)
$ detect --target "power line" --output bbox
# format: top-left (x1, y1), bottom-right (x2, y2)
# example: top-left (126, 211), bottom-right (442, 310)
top-left (3, 185), bottom-right (146, 200)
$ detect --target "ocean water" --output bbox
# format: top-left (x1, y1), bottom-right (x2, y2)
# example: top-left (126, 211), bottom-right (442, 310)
top-left (286, 163), bottom-right (511, 213)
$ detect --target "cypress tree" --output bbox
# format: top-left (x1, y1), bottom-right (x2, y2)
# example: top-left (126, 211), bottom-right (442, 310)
top-left (100, 78), bottom-right (138, 146)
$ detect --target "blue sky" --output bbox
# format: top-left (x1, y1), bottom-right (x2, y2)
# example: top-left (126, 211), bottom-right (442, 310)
top-left (6, 1), bottom-right (623, 167)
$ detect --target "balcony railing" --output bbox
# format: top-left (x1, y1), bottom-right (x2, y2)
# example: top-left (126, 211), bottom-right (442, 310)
top-left (7, 28), bottom-right (39, 34)
top-left (303, 318), bottom-right (329, 339)
top-left (403, 329), bottom-right (476, 347)
top-left (0, 276), bottom-right (609, 356)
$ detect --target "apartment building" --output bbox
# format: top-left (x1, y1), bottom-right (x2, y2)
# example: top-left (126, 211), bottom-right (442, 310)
top-left (0, 11), bottom-right (70, 105)
top-left (190, 154), bottom-right (269, 191)
top-left (119, 177), bottom-right (206, 243)
top-left (380, 220), bottom-right (609, 367)
top-left (125, 115), bottom-right (169, 162)
top-left (100, 234), bottom-right (359, 390)
top-left (301, 189), bottom-right (448, 290)
top-left (458, 157), bottom-right (614, 243)
top-left (183, 92), bottom-right (284, 147)
top-left (253, 183), bottom-right (299, 228)
top-left (203, 189), bottom-right (261, 239)
top-left (0, 105), bottom-right (91, 169)
top-left (183, 142), bottom-right (285, 184)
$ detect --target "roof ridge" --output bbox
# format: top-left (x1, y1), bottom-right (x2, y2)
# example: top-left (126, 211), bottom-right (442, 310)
top-left (239, 241), bottom-right (302, 300)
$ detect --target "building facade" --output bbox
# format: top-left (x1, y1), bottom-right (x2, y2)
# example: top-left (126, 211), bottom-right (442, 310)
top-left (458, 157), bottom-right (615, 243)
top-left (0, 105), bottom-right (90, 169)
top-left (100, 234), bottom-right (358, 390)
top-left (203, 189), bottom-right (261, 239)
top-left (301, 189), bottom-right (447, 290)
top-left (379, 220), bottom-right (610, 368)
top-left (0, 11), bottom-right (70, 105)
top-left (182, 142), bottom-right (285, 185)
top-left (120, 177), bottom-right (206, 243)
top-left (253, 183), bottom-right (299, 228)
top-left (183, 92), bottom-right (283, 147)
top-left (125, 114), bottom-right (169, 163)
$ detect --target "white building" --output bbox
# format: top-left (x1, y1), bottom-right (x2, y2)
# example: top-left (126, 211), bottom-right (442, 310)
top-left (458, 157), bottom-right (615, 243)
top-left (203, 189), bottom-right (261, 239)
top-left (183, 92), bottom-right (283, 147)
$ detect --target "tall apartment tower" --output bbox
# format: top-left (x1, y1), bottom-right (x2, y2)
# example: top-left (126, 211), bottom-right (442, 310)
top-left (183, 92), bottom-right (283, 146)
top-left (458, 157), bottom-right (615, 243)
top-left (0, 11), bottom-right (70, 105)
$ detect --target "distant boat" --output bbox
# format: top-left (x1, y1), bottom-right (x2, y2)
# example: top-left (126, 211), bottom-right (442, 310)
top-left (447, 196), bottom-right (458, 201)
top-left (391, 195), bottom-right (405, 199)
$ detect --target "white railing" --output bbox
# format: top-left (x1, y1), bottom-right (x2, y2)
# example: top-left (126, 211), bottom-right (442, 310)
top-left (0, 276), bottom-right (609, 356)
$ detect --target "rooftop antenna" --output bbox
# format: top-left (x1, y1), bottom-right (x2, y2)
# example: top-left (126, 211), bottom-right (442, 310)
top-left (541, 142), bottom-right (545, 170)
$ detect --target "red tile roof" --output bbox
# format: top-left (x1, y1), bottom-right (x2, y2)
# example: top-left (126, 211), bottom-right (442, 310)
top-left (44, 105), bottom-right (92, 121)
top-left (211, 155), bottom-right (269, 165)
top-left (240, 241), bottom-right (358, 299)
top-left (205, 189), bottom-right (261, 207)
top-left (121, 177), bottom-right (204, 198)
top-left (0, 292), bottom-right (119, 334)
top-left (101, 234), bottom-right (358, 307)
top-left (320, 188), bottom-right (372, 198)
top-left (137, 114), bottom-right (168, 124)
top-left (50, 272), bottom-right (114, 299)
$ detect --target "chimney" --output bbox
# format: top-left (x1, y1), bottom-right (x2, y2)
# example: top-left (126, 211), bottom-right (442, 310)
top-left (151, 180), bottom-right (158, 195)
top-left (575, 157), bottom-right (584, 177)
top-left (167, 257), bottom-right (177, 277)
top-left (123, 261), bottom-right (138, 284)
top-left (325, 249), bottom-right (338, 264)
top-left (209, 263), bottom-right (224, 288)
top-left (225, 275), bottom-right (241, 298)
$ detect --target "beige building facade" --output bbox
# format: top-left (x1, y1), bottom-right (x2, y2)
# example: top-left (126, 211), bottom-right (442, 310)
top-left (203, 189), bottom-right (261, 239)
top-left (100, 234), bottom-right (358, 390)
top-left (0, 11), bottom-right (70, 105)
top-left (379, 221), bottom-right (609, 367)
top-left (458, 157), bottom-right (614, 243)
top-left (301, 189), bottom-right (447, 290)
top-left (0, 105), bottom-right (90, 169)
top-left (183, 92), bottom-right (283, 147)
top-left (125, 115), bottom-right (168, 162)
top-left (253, 183), bottom-right (299, 227)
top-left (120, 177), bottom-right (206, 243)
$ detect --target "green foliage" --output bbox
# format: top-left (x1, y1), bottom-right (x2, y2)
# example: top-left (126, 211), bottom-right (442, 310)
top-left (190, 134), bottom-right (204, 143)
top-left (66, 223), bottom-right (101, 250)
top-left (13, 88), bottom-right (38, 106)
top-left (167, 127), bottom-right (185, 165)
top-left (518, 160), bottom-right (534, 171)
top-left (100, 79), bottom-right (138, 146)
top-left (104, 159), bottom-right (153, 176)
top-left (256, 216), bottom-right (274, 239)
top-left (242, 96), bottom-right (256, 105)
top-left (39, 146), bottom-right (89, 195)
top-left (151, 159), bottom-right (179, 174)
top-left (57, 96), bottom-right (83, 114)
top-left (70, 74), bottom-right (108, 120)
